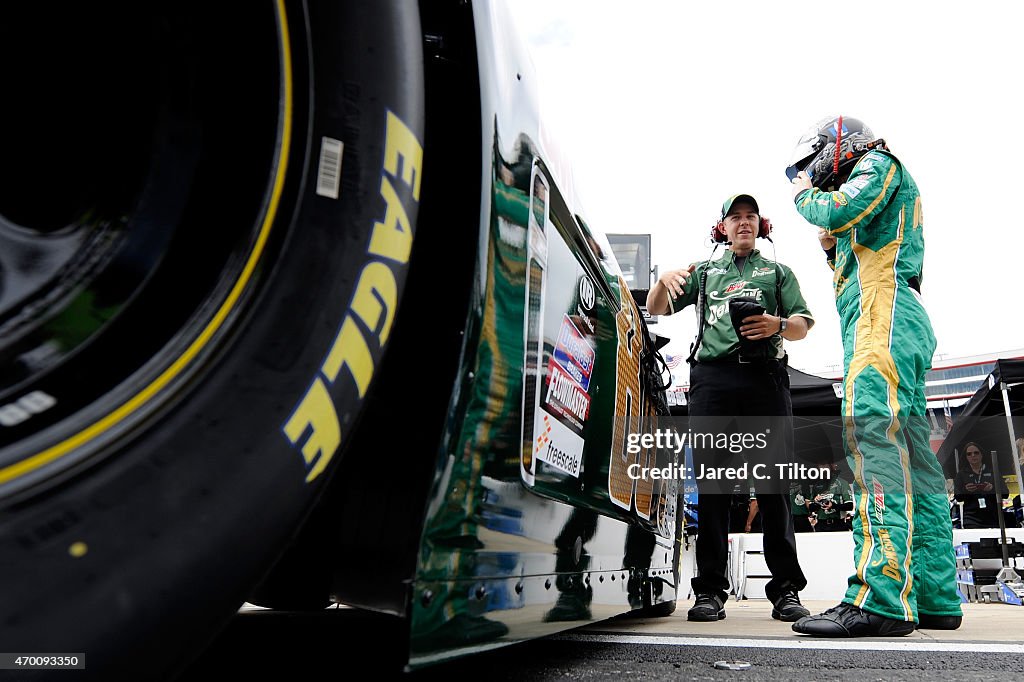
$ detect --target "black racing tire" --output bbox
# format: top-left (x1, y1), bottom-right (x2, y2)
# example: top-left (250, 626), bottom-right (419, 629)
top-left (0, 2), bottom-right (424, 679)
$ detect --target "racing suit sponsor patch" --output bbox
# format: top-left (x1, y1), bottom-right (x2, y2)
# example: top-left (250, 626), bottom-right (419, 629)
top-left (873, 477), bottom-right (885, 527)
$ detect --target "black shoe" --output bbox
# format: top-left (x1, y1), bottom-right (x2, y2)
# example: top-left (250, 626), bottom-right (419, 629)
top-left (771, 589), bottom-right (810, 622)
top-left (792, 602), bottom-right (915, 637)
top-left (916, 614), bottom-right (962, 630)
top-left (543, 593), bottom-right (593, 623)
top-left (687, 594), bottom-right (726, 621)
top-left (410, 613), bottom-right (509, 652)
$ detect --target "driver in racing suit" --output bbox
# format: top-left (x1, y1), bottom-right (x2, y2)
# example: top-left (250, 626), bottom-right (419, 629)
top-left (787, 116), bottom-right (963, 637)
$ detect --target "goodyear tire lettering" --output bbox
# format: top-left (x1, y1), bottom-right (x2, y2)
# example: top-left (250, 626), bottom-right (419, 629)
top-left (284, 379), bottom-right (341, 483)
top-left (322, 317), bottom-right (374, 393)
top-left (0, 2), bottom-right (426, 673)
top-left (383, 111), bottom-right (423, 200)
top-left (369, 112), bottom-right (423, 263)
top-left (370, 176), bottom-right (415, 263)
top-left (350, 261), bottom-right (399, 345)
top-left (284, 111), bottom-right (423, 482)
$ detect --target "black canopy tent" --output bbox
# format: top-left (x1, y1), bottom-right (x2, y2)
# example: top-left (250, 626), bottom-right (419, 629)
top-left (668, 365), bottom-right (842, 416)
top-left (788, 366), bottom-right (843, 414)
top-left (670, 366), bottom-right (845, 468)
top-left (936, 359), bottom-right (1024, 482)
top-left (789, 367), bottom-right (845, 470)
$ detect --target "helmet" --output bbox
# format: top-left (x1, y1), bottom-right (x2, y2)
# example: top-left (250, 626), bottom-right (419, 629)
top-left (786, 116), bottom-right (885, 191)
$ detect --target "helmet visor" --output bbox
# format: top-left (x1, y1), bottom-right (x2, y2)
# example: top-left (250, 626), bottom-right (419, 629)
top-left (786, 124), bottom-right (826, 180)
top-left (788, 131), bottom-right (823, 166)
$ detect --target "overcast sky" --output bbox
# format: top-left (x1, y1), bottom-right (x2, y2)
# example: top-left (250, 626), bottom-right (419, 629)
top-left (506, 1), bottom-right (1021, 377)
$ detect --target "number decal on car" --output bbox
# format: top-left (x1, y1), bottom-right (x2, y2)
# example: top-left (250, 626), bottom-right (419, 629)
top-left (608, 279), bottom-right (654, 518)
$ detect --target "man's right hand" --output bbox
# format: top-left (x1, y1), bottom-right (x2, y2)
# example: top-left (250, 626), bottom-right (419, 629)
top-left (792, 170), bottom-right (813, 198)
top-left (817, 228), bottom-right (837, 251)
top-left (657, 264), bottom-right (696, 299)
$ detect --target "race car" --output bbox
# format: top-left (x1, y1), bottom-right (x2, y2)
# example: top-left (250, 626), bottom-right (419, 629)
top-left (0, 2), bottom-right (679, 677)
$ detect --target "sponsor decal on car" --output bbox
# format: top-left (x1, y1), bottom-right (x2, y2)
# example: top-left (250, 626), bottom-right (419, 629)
top-left (553, 315), bottom-right (595, 391)
top-left (533, 412), bottom-right (584, 477)
top-left (544, 358), bottom-right (590, 432)
top-left (578, 275), bottom-right (595, 311)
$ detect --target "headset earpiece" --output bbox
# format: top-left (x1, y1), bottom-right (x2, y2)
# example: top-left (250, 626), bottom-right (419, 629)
top-left (759, 216), bottom-right (773, 239)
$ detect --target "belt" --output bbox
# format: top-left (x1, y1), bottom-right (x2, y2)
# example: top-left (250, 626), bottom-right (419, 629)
top-left (700, 354), bottom-right (786, 366)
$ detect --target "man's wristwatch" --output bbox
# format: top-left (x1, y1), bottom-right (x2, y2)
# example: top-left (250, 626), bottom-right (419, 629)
top-left (779, 317), bottom-right (788, 334)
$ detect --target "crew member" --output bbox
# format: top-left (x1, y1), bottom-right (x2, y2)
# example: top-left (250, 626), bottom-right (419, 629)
top-left (648, 194), bottom-right (815, 623)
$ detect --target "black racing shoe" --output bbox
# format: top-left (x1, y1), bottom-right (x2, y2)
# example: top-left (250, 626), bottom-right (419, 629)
top-left (916, 614), bottom-right (962, 630)
top-left (791, 602), bottom-right (915, 637)
top-left (543, 593), bottom-right (593, 623)
top-left (410, 613), bottom-right (509, 652)
top-left (687, 594), bottom-right (726, 622)
top-left (771, 589), bottom-right (811, 622)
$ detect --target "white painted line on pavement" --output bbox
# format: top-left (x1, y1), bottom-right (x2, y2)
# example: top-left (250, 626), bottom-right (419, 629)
top-left (559, 633), bottom-right (1024, 654)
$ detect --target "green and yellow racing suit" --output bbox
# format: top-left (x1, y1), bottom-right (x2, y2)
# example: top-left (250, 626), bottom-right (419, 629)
top-left (795, 150), bottom-right (961, 622)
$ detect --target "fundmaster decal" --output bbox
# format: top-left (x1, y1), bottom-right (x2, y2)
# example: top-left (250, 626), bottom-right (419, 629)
top-left (543, 357), bottom-right (591, 433)
top-left (531, 313), bottom-right (596, 478)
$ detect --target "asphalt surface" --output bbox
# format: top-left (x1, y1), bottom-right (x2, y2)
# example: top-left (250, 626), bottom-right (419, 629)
top-left (178, 607), bottom-right (1024, 681)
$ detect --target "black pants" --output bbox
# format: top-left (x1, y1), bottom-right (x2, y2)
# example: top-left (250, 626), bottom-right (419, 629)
top-left (815, 517), bottom-right (851, 532)
top-left (793, 515), bottom-right (814, 533)
top-left (688, 360), bottom-right (807, 604)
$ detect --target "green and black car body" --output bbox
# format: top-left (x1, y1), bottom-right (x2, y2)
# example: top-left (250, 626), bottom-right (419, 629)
top-left (0, 1), bottom-right (680, 676)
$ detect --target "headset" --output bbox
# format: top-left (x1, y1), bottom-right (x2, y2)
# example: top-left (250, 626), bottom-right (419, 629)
top-left (711, 214), bottom-right (773, 243)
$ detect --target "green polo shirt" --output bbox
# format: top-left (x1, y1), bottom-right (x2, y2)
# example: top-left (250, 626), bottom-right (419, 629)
top-left (668, 249), bottom-right (813, 363)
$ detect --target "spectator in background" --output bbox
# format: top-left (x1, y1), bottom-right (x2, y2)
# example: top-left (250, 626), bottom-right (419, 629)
top-left (953, 442), bottom-right (1004, 529)
top-left (790, 483), bottom-right (814, 533)
top-left (808, 473), bottom-right (854, 532)
top-left (744, 496), bottom-right (761, 534)
top-left (790, 462), bottom-right (853, 532)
